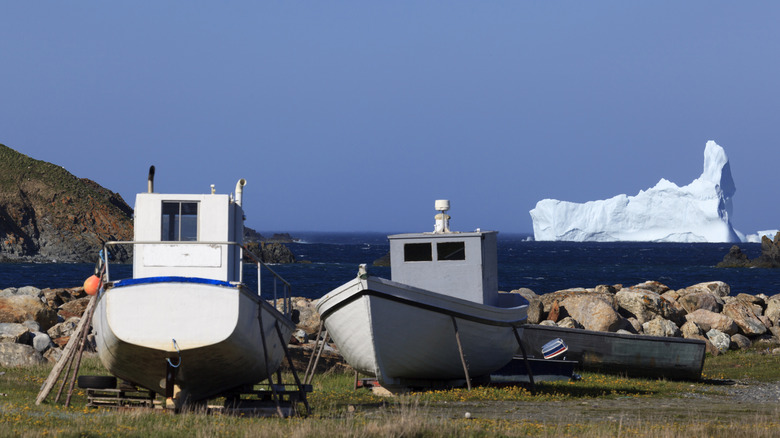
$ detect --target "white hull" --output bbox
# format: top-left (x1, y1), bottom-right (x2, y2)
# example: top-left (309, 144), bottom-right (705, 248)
top-left (94, 279), bottom-right (294, 402)
top-left (316, 276), bottom-right (527, 390)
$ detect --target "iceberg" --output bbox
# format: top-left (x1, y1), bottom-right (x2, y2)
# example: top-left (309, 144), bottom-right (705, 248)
top-left (530, 141), bottom-right (743, 243)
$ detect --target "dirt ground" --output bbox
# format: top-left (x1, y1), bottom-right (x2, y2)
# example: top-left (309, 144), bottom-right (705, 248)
top-left (420, 380), bottom-right (780, 423)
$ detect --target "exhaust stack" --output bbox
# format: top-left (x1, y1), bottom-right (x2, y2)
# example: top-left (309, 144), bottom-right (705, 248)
top-left (235, 179), bottom-right (247, 206)
top-left (147, 166), bottom-right (155, 193)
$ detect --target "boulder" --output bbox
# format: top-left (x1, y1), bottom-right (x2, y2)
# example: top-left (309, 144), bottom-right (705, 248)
top-left (0, 322), bottom-right (33, 344)
top-left (685, 309), bottom-right (738, 335)
top-left (678, 291), bottom-right (723, 314)
top-left (730, 333), bottom-right (751, 350)
top-left (615, 288), bottom-right (664, 324)
top-left (722, 300), bottom-right (767, 336)
top-left (42, 287), bottom-right (86, 309)
top-left (560, 294), bottom-right (623, 332)
top-left (541, 288), bottom-right (614, 313)
top-left (58, 297), bottom-right (90, 319)
top-left (0, 342), bottom-right (46, 367)
top-left (626, 317), bottom-right (642, 334)
top-left (47, 317), bottom-right (80, 340)
top-left (690, 334), bottom-right (719, 356)
top-left (631, 281), bottom-right (671, 294)
top-left (32, 332), bottom-right (54, 353)
top-left (510, 288), bottom-right (542, 324)
top-left (0, 295), bottom-right (58, 331)
top-left (680, 320), bottom-right (704, 339)
top-left (557, 316), bottom-right (582, 329)
top-left (679, 281), bottom-right (731, 298)
top-left (22, 320), bottom-right (40, 332)
top-left (706, 329), bottom-right (730, 354)
top-left (278, 298), bottom-right (320, 334)
top-left (43, 347), bottom-right (62, 363)
top-left (766, 294), bottom-right (780, 326)
top-left (642, 317), bottom-right (681, 337)
top-left (594, 284), bottom-right (621, 294)
top-left (736, 293), bottom-right (765, 306)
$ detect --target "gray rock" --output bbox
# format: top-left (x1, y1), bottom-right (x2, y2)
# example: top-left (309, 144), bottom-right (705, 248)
top-left (766, 294), bottom-right (780, 326)
top-left (16, 286), bottom-right (43, 299)
top-left (0, 323), bottom-right (33, 344)
top-left (43, 347), bottom-right (62, 363)
top-left (32, 332), bottom-right (53, 353)
top-left (631, 281), bottom-right (671, 294)
top-left (681, 281), bottom-right (731, 298)
top-left (0, 295), bottom-right (58, 331)
top-left (47, 317), bottom-right (80, 339)
top-left (642, 317), bottom-right (681, 337)
top-left (680, 320), bottom-right (704, 338)
top-left (556, 316), bottom-right (582, 329)
top-left (615, 288), bottom-right (664, 324)
top-left (292, 329), bottom-right (308, 343)
top-left (730, 333), bottom-right (751, 350)
top-left (678, 291), bottom-right (723, 314)
top-left (722, 300), bottom-right (767, 336)
top-left (510, 289), bottom-right (542, 324)
top-left (22, 320), bottom-right (41, 332)
top-left (685, 309), bottom-right (738, 335)
top-left (0, 343), bottom-right (46, 367)
top-left (539, 320), bottom-right (557, 327)
top-left (561, 294), bottom-right (623, 332)
top-left (616, 329), bottom-right (634, 335)
top-left (706, 329), bottom-right (731, 354)
top-left (626, 317), bottom-right (643, 333)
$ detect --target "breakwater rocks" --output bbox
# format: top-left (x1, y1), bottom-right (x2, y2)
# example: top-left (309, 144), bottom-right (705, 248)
top-left (0, 286), bottom-right (92, 366)
top-left (511, 280), bottom-right (780, 355)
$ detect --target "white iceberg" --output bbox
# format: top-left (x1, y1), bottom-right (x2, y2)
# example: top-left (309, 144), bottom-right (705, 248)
top-left (530, 141), bottom-right (743, 243)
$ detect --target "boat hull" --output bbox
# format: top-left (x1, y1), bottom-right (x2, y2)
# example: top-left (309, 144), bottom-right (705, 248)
top-left (94, 279), bottom-right (294, 402)
top-left (519, 324), bottom-right (706, 380)
top-left (316, 276), bottom-right (527, 390)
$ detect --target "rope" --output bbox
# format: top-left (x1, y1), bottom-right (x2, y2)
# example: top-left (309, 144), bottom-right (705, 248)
top-left (167, 339), bottom-right (181, 368)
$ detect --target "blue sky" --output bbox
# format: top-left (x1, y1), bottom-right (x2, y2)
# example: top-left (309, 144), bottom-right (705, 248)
top-left (1, 2), bottom-right (778, 234)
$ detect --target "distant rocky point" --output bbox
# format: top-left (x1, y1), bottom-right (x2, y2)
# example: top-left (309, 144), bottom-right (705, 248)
top-left (718, 232), bottom-right (780, 268)
top-left (0, 144), bottom-right (133, 263)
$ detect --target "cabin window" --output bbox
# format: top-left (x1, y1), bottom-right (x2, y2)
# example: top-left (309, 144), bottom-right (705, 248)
top-left (404, 243), bottom-right (432, 262)
top-left (161, 201), bottom-right (198, 241)
top-left (437, 241), bottom-right (465, 261)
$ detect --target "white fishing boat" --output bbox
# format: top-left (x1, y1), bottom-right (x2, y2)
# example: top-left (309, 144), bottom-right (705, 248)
top-left (316, 200), bottom-right (528, 391)
top-left (93, 167), bottom-right (295, 404)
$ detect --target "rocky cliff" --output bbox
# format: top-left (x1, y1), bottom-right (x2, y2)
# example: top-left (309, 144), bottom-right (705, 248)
top-left (0, 144), bottom-right (133, 263)
top-left (718, 232), bottom-right (780, 268)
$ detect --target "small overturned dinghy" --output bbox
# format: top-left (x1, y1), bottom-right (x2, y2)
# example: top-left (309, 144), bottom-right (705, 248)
top-left (316, 200), bottom-right (528, 391)
top-left (93, 167), bottom-right (296, 404)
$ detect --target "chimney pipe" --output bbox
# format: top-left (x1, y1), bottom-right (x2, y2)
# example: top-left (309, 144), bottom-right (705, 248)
top-left (147, 166), bottom-right (155, 193)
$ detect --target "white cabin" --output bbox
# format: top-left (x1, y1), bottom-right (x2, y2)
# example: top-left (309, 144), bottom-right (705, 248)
top-left (132, 186), bottom-right (245, 282)
top-left (388, 201), bottom-right (499, 306)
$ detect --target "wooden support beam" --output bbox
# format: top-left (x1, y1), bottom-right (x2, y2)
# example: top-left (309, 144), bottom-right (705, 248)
top-left (450, 316), bottom-right (471, 390)
top-left (513, 327), bottom-right (536, 395)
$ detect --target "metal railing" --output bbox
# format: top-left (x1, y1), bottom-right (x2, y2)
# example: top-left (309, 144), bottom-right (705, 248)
top-left (101, 240), bottom-right (292, 318)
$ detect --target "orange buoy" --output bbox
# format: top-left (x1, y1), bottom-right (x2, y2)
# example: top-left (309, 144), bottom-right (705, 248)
top-left (84, 275), bottom-right (101, 296)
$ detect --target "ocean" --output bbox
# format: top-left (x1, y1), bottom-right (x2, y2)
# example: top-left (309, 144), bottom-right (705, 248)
top-left (2, 232), bottom-right (779, 299)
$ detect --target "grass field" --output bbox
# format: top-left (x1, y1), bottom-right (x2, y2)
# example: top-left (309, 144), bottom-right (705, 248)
top-left (1, 349), bottom-right (779, 437)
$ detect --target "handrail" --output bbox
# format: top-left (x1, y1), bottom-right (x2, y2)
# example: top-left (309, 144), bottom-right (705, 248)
top-left (101, 240), bottom-right (292, 318)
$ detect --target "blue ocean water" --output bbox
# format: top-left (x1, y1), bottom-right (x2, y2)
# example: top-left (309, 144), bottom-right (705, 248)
top-left (2, 232), bottom-right (779, 298)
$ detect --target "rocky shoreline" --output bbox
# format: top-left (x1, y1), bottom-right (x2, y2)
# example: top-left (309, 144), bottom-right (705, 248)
top-left (2, 279), bottom-right (780, 368)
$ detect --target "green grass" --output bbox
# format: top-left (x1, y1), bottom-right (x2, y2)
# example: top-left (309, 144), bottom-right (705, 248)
top-left (1, 350), bottom-right (779, 437)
